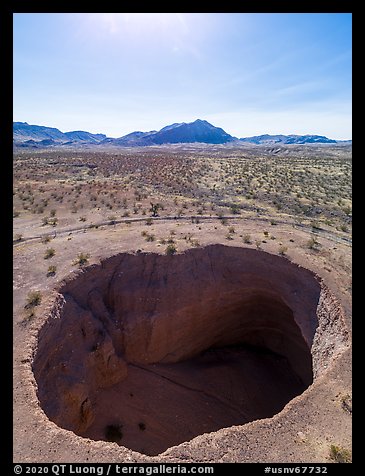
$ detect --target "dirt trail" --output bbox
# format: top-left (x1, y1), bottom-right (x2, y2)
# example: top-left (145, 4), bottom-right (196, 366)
top-left (14, 214), bottom-right (352, 247)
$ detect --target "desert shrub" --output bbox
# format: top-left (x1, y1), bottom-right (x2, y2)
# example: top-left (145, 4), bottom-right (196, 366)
top-left (307, 236), bottom-right (321, 250)
top-left (41, 235), bottom-right (52, 244)
top-left (230, 204), bottom-right (241, 215)
top-left (146, 234), bottom-right (155, 242)
top-left (243, 234), bottom-right (251, 244)
top-left (343, 205), bottom-right (351, 216)
top-left (217, 214), bottom-right (228, 225)
top-left (329, 445), bottom-right (351, 463)
top-left (25, 290), bottom-right (42, 308)
top-left (311, 220), bottom-right (321, 231)
top-left (47, 265), bottom-right (57, 277)
top-left (108, 215), bottom-right (117, 224)
top-left (150, 202), bottom-right (160, 217)
top-left (278, 245), bottom-right (288, 255)
top-left (340, 394), bottom-right (352, 414)
top-left (165, 244), bottom-right (177, 255)
top-left (73, 252), bottom-right (90, 266)
top-left (44, 248), bottom-right (55, 259)
top-left (48, 217), bottom-right (58, 227)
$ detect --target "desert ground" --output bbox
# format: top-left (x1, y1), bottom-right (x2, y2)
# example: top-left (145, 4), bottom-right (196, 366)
top-left (13, 143), bottom-right (352, 463)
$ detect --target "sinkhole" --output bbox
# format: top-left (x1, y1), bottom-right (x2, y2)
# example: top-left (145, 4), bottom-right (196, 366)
top-left (33, 245), bottom-right (348, 456)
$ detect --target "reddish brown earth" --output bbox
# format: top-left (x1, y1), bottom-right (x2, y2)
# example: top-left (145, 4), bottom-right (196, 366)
top-left (32, 245), bottom-right (349, 457)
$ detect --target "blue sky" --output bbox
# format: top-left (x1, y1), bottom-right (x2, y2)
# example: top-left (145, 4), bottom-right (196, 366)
top-left (13, 13), bottom-right (352, 139)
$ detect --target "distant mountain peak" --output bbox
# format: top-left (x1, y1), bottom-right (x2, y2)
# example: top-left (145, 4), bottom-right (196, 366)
top-left (109, 119), bottom-right (235, 146)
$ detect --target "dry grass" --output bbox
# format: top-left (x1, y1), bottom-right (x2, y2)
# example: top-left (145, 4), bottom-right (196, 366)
top-left (13, 146), bottom-right (351, 240)
top-left (329, 444), bottom-right (352, 463)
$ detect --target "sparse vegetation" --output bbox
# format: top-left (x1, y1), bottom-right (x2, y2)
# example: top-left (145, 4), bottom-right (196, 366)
top-left (141, 230), bottom-right (156, 242)
top-left (108, 215), bottom-right (117, 225)
top-left (25, 290), bottom-right (42, 309)
top-left (165, 243), bottom-right (177, 255)
top-left (44, 248), bottom-right (55, 259)
top-left (329, 444), bottom-right (351, 463)
top-left (150, 202), bottom-right (160, 217)
top-left (218, 214), bottom-right (228, 225)
top-left (243, 234), bottom-right (251, 244)
top-left (278, 244), bottom-right (288, 255)
top-left (41, 235), bottom-right (52, 244)
top-left (48, 217), bottom-right (58, 227)
top-left (307, 236), bottom-right (321, 251)
top-left (340, 394), bottom-right (352, 414)
top-left (47, 265), bottom-right (57, 277)
top-left (12, 143), bottom-right (351, 239)
top-left (230, 204), bottom-right (241, 215)
top-left (73, 252), bottom-right (90, 266)
top-left (311, 220), bottom-right (321, 231)
top-left (20, 309), bottom-right (36, 327)
top-left (12, 140), bottom-right (352, 461)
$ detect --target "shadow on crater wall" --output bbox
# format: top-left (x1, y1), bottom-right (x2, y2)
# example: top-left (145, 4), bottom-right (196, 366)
top-left (33, 245), bottom-right (348, 456)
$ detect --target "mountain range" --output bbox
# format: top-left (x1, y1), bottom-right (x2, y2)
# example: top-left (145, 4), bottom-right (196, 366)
top-left (239, 134), bottom-right (337, 145)
top-left (13, 120), bottom-right (345, 148)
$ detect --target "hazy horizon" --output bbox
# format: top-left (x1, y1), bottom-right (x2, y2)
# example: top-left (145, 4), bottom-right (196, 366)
top-left (13, 13), bottom-right (352, 140)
